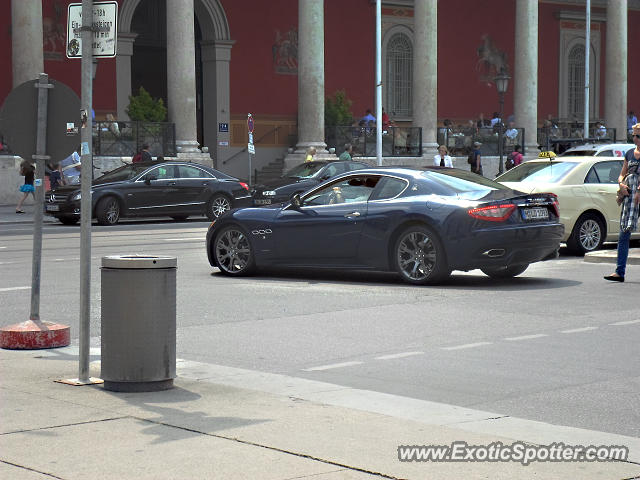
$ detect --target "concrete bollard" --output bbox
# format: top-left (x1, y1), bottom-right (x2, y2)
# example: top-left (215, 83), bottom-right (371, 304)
top-left (100, 255), bottom-right (176, 392)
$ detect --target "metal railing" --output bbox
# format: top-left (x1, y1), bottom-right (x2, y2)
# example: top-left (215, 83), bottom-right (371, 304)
top-left (438, 126), bottom-right (526, 156)
top-left (222, 125), bottom-right (282, 166)
top-left (92, 121), bottom-right (176, 157)
top-left (328, 125), bottom-right (422, 157)
top-left (537, 125), bottom-right (617, 152)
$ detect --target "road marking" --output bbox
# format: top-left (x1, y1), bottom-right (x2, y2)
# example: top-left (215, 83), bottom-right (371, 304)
top-left (375, 351), bottom-right (424, 360)
top-left (504, 334), bottom-right (548, 341)
top-left (0, 286), bottom-right (30, 292)
top-left (441, 342), bottom-right (493, 351)
top-left (609, 319), bottom-right (640, 326)
top-left (0, 262), bottom-right (17, 265)
top-left (303, 361), bottom-right (363, 371)
top-left (163, 237), bottom-right (204, 242)
top-left (53, 257), bottom-right (80, 262)
top-left (560, 326), bottom-right (598, 334)
top-left (0, 246), bottom-right (7, 249)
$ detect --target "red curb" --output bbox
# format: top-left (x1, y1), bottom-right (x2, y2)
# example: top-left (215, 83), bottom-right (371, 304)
top-left (0, 320), bottom-right (70, 349)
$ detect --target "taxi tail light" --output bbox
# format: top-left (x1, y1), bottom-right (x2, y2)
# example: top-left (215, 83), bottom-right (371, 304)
top-left (468, 204), bottom-right (516, 222)
top-left (239, 182), bottom-right (250, 191)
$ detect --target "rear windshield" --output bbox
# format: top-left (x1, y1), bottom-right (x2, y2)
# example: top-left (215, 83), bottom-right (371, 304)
top-left (94, 164), bottom-right (151, 184)
top-left (559, 149), bottom-right (596, 157)
top-left (420, 169), bottom-right (510, 199)
top-left (285, 162), bottom-right (326, 179)
top-left (496, 161), bottom-right (577, 183)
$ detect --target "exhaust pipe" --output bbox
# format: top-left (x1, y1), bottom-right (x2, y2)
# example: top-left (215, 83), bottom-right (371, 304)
top-left (483, 248), bottom-right (506, 258)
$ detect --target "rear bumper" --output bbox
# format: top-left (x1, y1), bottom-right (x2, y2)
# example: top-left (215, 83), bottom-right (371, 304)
top-left (450, 223), bottom-right (564, 270)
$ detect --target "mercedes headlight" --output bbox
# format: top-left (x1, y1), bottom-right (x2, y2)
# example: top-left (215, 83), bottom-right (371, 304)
top-left (71, 192), bottom-right (81, 201)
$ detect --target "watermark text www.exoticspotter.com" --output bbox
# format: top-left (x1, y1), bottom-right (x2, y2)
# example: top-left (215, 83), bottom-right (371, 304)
top-left (397, 441), bottom-right (628, 466)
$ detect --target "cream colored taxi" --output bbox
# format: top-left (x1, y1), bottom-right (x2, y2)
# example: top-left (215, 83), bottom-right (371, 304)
top-left (496, 154), bottom-right (640, 254)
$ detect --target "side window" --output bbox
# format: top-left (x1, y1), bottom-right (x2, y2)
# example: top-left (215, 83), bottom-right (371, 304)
top-left (323, 164), bottom-right (339, 178)
top-left (146, 165), bottom-right (176, 180)
top-left (304, 176), bottom-right (379, 206)
top-left (178, 165), bottom-right (212, 178)
top-left (371, 176), bottom-right (409, 200)
top-left (585, 161), bottom-right (622, 184)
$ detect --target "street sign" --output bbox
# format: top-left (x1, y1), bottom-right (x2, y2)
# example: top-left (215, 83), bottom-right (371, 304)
top-left (66, 1), bottom-right (118, 58)
top-left (248, 143), bottom-right (255, 155)
top-left (0, 79), bottom-right (81, 162)
top-left (218, 122), bottom-right (229, 133)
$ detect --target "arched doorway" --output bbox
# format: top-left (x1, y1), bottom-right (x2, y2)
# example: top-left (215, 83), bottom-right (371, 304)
top-left (117, 0), bottom-right (232, 158)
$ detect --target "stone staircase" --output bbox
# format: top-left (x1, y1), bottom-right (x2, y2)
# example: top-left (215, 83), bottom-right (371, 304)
top-left (253, 156), bottom-right (285, 186)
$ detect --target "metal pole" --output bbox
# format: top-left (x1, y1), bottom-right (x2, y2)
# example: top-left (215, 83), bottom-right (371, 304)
top-left (498, 93), bottom-right (504, 174)
top-left (248, 151), bottom-right (252, 187)
top-left (584, 0), bottom-right (591, 138)
top-left (78, 0), bottom-right (93, 383)
top-left (30, 73), bottom-right (52, 321)
top-left (375, 0), bottom-right (382, 166)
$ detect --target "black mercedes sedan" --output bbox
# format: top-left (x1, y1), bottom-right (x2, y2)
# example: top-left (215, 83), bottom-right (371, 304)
top-left (252, 160), bottom-right (368, 206)
top-left (206, 167), bottom-right (564, 285)
top-left (45, 161), bottom-right (252, 225)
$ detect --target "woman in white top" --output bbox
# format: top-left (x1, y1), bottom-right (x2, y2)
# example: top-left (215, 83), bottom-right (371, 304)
top-left (433, 145), bottom-right (453, 167)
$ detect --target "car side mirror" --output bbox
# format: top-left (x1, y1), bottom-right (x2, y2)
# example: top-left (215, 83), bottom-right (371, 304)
top-left (290, 193), bottom-right (302, 209)
top-left (144, 175), bottom-right (157, 185)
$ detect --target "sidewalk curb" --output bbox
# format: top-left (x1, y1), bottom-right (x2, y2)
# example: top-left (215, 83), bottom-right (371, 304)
top-left (584, 251), bottom-right (640, 265)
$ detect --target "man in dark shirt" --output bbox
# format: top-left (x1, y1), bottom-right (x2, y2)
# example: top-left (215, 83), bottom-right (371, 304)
top-left (141, 144), bottom-right (153, 162)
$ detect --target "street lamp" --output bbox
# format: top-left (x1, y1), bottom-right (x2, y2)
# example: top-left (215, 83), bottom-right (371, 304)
top-left (494, 71), bottom-right (510, 174)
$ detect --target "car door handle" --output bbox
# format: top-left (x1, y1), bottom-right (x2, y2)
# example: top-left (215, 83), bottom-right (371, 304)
top-left (167, 182), bottom-right (176, 186)
top-left (344, 211), bottom-right (361, 218)
top-left (597, 190), bottom-right (608, 194)
top-left (202, 181), bottom-right (209, 186)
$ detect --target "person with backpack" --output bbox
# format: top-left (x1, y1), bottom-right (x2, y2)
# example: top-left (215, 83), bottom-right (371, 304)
top-left (505, 144), bottom-right (524, 171)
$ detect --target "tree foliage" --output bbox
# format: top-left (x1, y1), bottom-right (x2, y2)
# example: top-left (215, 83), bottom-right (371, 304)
top-left (126, 87), bottom-right (167, 122)
top-left (325, 90), bottom-right (353, 127)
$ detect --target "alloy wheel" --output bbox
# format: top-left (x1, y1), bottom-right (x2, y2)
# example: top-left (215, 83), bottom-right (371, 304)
top-left (105, 199), bottom-right (120, 224)
top-left (215, 228), bottom-right (252, 274)
top-left (210, 195), bottom-right (231, 218)
top-left (396, 231), bottom-right (437, 282)
top-left (579, 218), bottom-right (601, 251)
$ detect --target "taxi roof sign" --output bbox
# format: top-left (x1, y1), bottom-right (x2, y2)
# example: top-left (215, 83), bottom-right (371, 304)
top-left (538, 150), bottom-right (557, 159)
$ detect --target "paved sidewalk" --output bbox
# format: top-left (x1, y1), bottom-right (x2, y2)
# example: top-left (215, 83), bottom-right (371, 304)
top-left (0, 203), bottom-right (56, 225)
top-left (1, 348), bottom-right (639, 480)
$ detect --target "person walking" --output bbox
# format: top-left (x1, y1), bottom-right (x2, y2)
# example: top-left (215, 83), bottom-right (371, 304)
top-left (604, 123), bottom-right (640, 282)
top-left (471, 141), bottom-right (483, 176)
top-left (433, 145), bottom-right (453, 167)
top-left (16, 160), bottom-right (35, 213)
top-left (305, 146), bottom-right (317, 162)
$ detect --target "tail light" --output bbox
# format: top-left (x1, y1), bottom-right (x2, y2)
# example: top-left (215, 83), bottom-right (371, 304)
top-left (543, 193), bottom-right (560, 217)
top-left (468, 204), bottom-right (516, 222)
top-left (239, 182), bottom-right (249, 191)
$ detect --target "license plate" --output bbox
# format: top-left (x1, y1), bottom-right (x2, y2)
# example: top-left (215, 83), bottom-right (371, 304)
top-left (254, 199), bottom-right (271, 205)
top-left (46, 204), bottom-right (60, 212)
top-left (522, 207), bottom-right (548, 220)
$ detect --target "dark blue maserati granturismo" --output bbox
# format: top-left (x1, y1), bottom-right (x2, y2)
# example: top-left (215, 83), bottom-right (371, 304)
top-left (206, 167), bottom-right (564, 285)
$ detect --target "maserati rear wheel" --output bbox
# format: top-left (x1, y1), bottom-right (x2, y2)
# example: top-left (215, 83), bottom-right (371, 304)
top-left (393, 225), bottom-right (450, 285)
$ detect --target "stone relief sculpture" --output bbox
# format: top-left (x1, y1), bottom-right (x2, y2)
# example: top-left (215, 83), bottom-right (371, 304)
top-left (43, 1), bottom-right (65, 55)
top-left (476, 34), bottom-right (509, 81)
top-left (273, 28), bottom-right (298, 75)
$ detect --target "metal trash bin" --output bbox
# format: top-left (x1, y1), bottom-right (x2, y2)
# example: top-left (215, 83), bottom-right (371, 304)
top-left (101, 255), bottom-right (176, 392)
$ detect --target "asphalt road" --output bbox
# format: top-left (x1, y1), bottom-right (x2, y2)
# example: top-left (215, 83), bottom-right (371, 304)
top-left (1, 219), bottom-right (638, 440)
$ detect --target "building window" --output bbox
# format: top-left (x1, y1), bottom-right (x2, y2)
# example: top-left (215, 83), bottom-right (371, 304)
top-left (386, 33), bottom-right (412, 118)
top-left (568, 45), bottom-right (585, 118)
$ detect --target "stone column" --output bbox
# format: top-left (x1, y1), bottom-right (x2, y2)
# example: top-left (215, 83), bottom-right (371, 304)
top-left (201, 40), bottom-right (235, 168)
top-left (166, 0), bottom-right (199, 153)
top-left (11, 0), bottom-right (44, 87)
top-left (605, 0), bottom-right (627, 141)
top-left (286, 0), bottom-right (329, 168)
top-left (514, 0), bottom-right (539, 159)
top-left (413, 0), bottom-right (438, 162)
top-left (116, 32), bottom-right (138, 121)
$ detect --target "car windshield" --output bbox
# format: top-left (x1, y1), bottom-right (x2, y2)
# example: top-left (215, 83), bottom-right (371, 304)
top-left (560, 149), bottom-right (596, 157)
top-left (421, 169), bottom-right (510, 199)
top-left (94, 164), bottom-right (151, 184)
top-left (497, 161), bottom-right (577, 183)
top-left (284, 162), bottom-right (326, 179)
